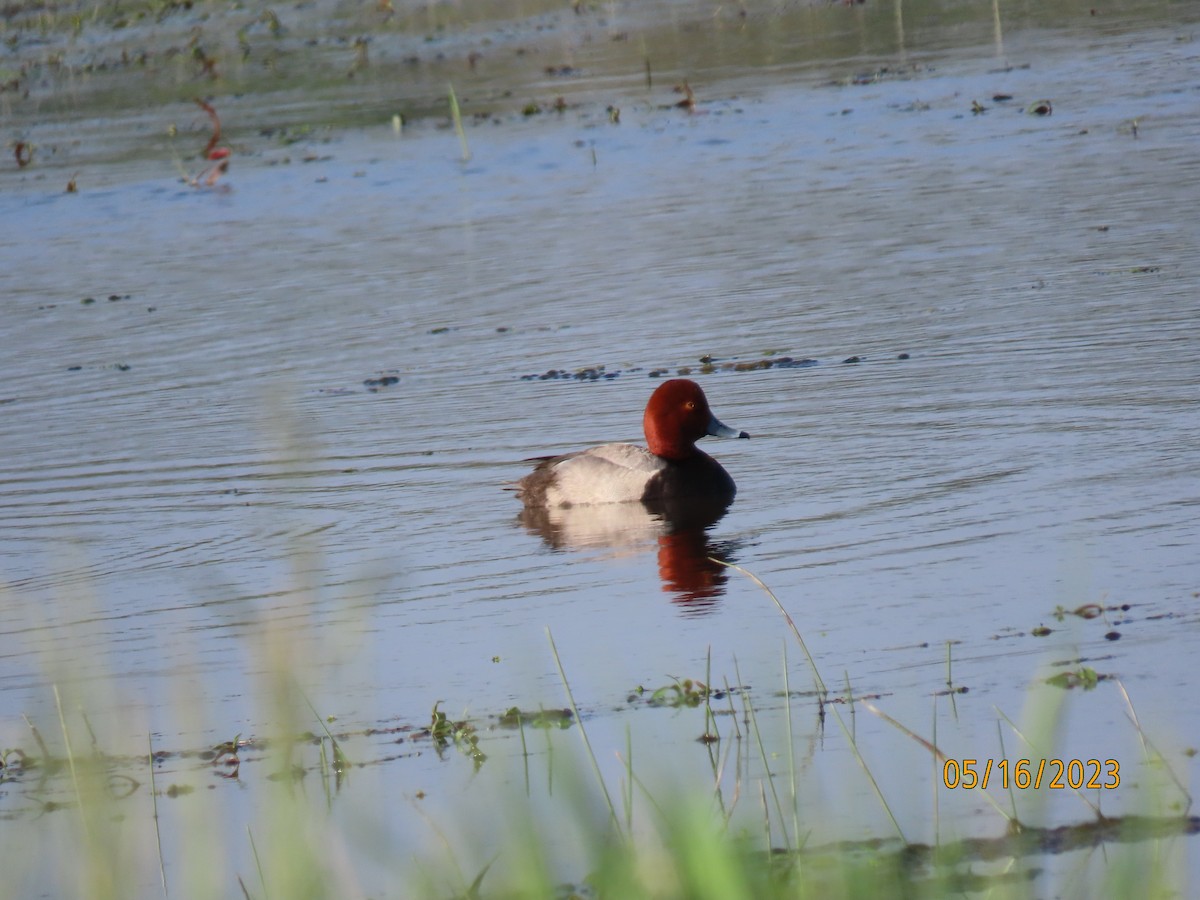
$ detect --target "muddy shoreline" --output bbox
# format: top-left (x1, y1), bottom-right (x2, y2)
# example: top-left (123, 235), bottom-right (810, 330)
top-left (4, 0), bottom-right (1195, 177)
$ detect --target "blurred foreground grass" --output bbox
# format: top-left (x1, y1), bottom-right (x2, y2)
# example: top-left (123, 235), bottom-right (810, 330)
top-left (1, 578), bottom-right (1194, 900)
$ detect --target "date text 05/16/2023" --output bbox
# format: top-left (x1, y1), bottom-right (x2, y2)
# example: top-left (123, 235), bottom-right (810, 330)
top-left (942, 758), bottom-right (1120, 791)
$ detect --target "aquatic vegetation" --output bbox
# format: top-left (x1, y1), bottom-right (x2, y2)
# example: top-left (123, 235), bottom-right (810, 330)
top-left (496, 707), bottom-right (574, 729)
top-left (1045, 667), bottom-right (1104, 690)
top-left (427, 701), bottom-right (486, 769)
top-left (631, 678), bottom-right (721, 709)
top-left (2, 607), bottom-right (1194, 898)
top-left (448, 82), bottom-right (470, 162)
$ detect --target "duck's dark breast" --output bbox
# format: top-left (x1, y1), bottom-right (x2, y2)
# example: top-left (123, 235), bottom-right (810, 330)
top-left (640, 451), bottom-right (736, 503)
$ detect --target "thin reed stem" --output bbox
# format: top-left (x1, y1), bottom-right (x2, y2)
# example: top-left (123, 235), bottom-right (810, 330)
top-left (931, 696), bottom-right (940, 848)
top-left (1117, 679), bottom-right (1192, 812)
top-left (782, 643), bottom-right (799, 848)
top-left (148, 734), bottom-right (168, 897)
top-left (545, 627), bottom-right (621, 836)
top-left (247, 825), bottom-right (269, 900)
top-left (996, 706), bottom-right (1099, 818)
top-left (53, 684), bottom-right (88, 840)
top-left (828, 701), bottom-right (907, 842)
top-left (945, 641), bottom-right (959, 719)
top-left (447, 83), bottom-right (471, 162)
top-left (997, 720), bottom-right (1019, 823)
top-left (709, 559), bottom-right (827, 698)
top-left (624, 725), bottom-right (634, 833)
top-left (734, 657), bottom-right (791, 852)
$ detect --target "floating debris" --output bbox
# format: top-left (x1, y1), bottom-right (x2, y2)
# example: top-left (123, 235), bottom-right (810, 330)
top-left (521, 365), bottom-right (617, 382)
top-left (363, 374), bottom-right (400, 390)
top-left (673, 80), bottom-right (696, 111)
top-left (519, 353), bottom-right (900, 382)
top-left (79, 293), bottom-right (131, 304)
top-left (185, 98), bottom-right (232, 187)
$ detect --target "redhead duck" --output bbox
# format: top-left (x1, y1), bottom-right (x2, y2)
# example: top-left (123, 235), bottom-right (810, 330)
top-left (516, 379), bottom-right (749, 508)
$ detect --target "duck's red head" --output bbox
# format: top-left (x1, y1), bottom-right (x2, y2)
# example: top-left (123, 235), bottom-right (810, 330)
top-left (643, 379), bottom-right (749, 461)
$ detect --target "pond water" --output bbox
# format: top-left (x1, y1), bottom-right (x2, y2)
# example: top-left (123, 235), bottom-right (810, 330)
top-left (2, 0), bottom-right (1199, 894)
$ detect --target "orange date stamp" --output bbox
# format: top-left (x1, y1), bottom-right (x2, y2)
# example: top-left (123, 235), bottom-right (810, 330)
top-left (942, 758), bottom-right (1120, 791)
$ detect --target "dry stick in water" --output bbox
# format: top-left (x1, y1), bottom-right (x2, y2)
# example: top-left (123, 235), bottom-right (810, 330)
top-left (193, 98), bottom-right (231, 187)
top-left (21, 713), bottom-right (50, 763)
top-left (196, 98), bottom-right (222, 158)
top-left (702, 645), bottom-right (718, 743)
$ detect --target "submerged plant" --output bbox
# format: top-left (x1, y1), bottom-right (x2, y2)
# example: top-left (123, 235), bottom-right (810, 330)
top-left (427, 701), bottom-right (486, 769)
top-left (1045, 667), bottom-right (1103, 690)
top-left (636, 677), bottom-right (719, 709)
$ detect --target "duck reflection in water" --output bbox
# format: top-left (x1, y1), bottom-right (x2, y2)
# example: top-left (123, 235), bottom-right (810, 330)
top-left (517, 496), bottom-right (740, 611)
top-left (514, 379), bottom-right (750, 611)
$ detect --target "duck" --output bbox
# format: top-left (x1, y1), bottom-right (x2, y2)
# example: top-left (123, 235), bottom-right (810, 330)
top-left (516, 378), bottom-right (749, 508)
